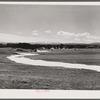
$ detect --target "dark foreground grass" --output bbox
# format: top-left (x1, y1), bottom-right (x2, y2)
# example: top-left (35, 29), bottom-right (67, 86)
top-left (0, 48), bottom-right (100, 89)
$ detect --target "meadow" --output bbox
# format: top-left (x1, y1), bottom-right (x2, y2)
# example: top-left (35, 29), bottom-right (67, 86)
top-left (0, 48), bottom-right (100, 89)
top-left (29, 49), bottom-right (100, 66)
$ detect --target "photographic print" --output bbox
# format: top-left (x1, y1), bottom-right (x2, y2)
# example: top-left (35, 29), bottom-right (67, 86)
top-left (0, 1), bottom-right (100, 92)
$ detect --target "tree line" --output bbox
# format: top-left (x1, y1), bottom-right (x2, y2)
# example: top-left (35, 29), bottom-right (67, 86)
top-left (0, 43), bottom-right (100, 50)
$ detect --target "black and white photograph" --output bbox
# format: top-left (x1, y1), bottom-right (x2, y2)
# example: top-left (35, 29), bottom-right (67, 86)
top-left (0, 2), bottom-right (100, 93)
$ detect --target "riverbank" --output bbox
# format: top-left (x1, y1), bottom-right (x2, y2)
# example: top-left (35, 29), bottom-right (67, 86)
top-left (6, 51), bottom-right (100, 72)
top-left (0, 48), bottom-right (100, 89)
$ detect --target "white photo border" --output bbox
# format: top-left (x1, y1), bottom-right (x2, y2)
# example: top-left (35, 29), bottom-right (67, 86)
top-left (0, 1), bottom-right (100, 99)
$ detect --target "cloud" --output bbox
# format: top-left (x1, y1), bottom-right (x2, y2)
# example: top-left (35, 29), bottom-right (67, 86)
top-left (57, 31), bottom-right (100, 43)
top-left (57, 31), bottom-right (90, 38)
top-left (57, 31), bottom-right (75, 37)
top-left (31, 30), bottom-right (39, 36)
top-left (32, 30), bottom-right (38, 33)
top-left (0, 32), bottom-right (100, 44)
top-left (17, 32), bottom-right (22, 35)
top-left (45, 30), bottom-right (52, 33)
top-left (32, 32), bottom-right (38, 36)
top-left (0, 33), bottom-right (58, 43)
top-left (0, 33), bottom-right (41, 43)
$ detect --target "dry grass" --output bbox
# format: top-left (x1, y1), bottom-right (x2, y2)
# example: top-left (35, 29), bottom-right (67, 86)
top-left (0, 48), bottom-right (100, 89)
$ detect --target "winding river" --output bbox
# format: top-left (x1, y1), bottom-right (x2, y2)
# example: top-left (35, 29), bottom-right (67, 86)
top-left (7, 52), bottom-right (100, 72)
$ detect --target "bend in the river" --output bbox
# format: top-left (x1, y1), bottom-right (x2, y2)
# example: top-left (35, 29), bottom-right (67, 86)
top-left (7, 52), bottom-right (100, 72)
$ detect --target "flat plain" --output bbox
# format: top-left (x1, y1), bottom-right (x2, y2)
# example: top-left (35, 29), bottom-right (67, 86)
top-left (0, 48), bottom-right (100, 89)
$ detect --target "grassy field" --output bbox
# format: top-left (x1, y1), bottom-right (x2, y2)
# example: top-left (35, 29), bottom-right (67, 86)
top-left (29, 49), bottom-right (100, 66)
top-left (0, 48), bottom-right (100, 89)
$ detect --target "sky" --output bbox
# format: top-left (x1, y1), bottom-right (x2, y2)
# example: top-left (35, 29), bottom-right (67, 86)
top-left (0, 4), bottom-right (100, 43)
